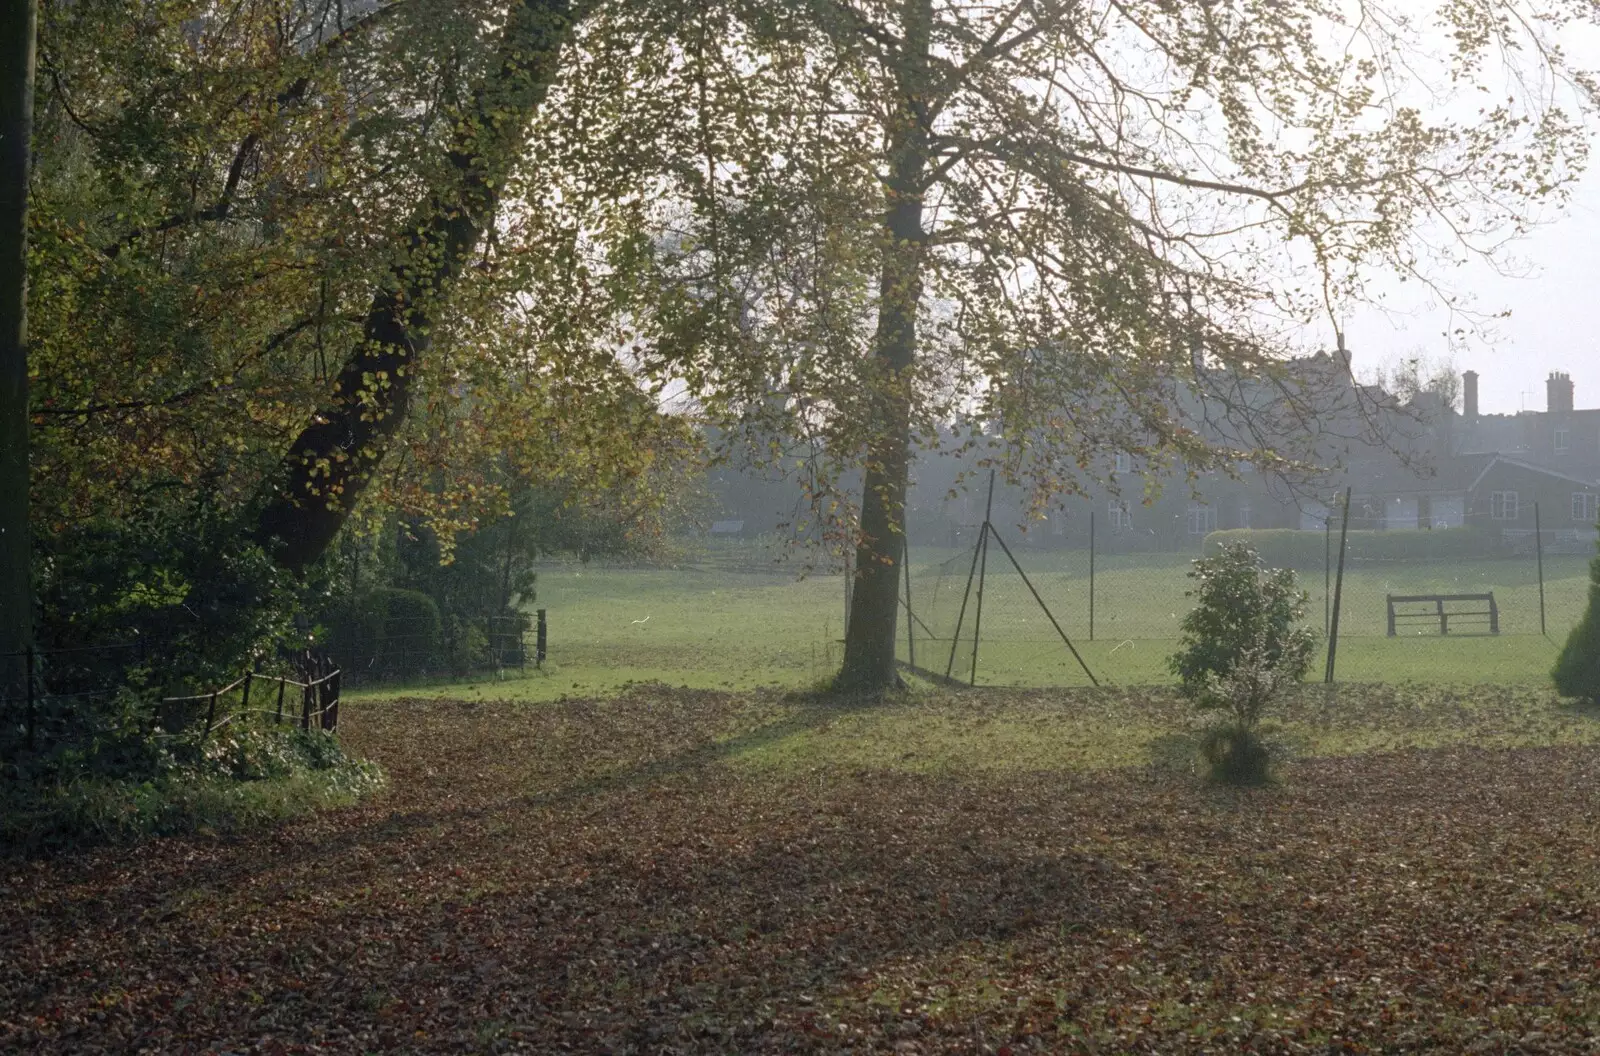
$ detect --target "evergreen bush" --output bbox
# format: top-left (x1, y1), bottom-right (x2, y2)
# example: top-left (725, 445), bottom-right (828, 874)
top-left (1553, 537), bottom-right (1600, 703)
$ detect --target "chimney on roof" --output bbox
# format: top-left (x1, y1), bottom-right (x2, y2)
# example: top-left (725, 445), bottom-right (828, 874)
top-left (1463, 370), bottom-right (1479, 419)
top-left (1547, 371), bottom-right (1575, 415)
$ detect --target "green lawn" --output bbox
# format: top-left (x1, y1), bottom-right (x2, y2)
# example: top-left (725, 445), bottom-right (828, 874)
top-left (346, 548), bottom-right (1589, 703)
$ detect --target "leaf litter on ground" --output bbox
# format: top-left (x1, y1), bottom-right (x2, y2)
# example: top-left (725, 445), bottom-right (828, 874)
top-left (5, 682), bottom-right (1600, 1053)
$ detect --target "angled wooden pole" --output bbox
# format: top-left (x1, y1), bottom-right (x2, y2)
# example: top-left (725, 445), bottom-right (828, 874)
top-left (945, 524), bottom-right (985, 682)
top-left (1324, 487), bottom-right (1353, 684)
top-left (902, 537), bottom-right (914, 670)
top-left (987, 525), bottom-right (1098, 686)
top-left (968, 471), bottom-right (997, 686)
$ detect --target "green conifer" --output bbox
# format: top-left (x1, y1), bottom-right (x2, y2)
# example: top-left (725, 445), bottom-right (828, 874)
top-left (1553, 538), bottom-right (1600, 703)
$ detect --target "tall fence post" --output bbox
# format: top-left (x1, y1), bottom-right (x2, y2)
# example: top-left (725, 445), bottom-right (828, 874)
top-left (203, 691), bottom-right (218, 739)
top-left (1535, 501), bottom-right (1547, 636)
top-left (301, 682), bottom-right (312, 730)
top-left (1325, 486), bottom-right (1353, 684)
top-left (535, 608), bottom-right (547, 668)
top-left (1088, 510), bottom-right (1096, 642)
top-left (275, 678), bottom-right (285, 725)
top-left (946, 520), bottom-right (986, 681)
top-left (969, 471), bottom-right (997, 687)
top-left (903, 537), bottom-right (914, 671)
top-left (1324, 513), bottom-right (1332, 637)
top-left (319, 671), bottom-right (340, 731)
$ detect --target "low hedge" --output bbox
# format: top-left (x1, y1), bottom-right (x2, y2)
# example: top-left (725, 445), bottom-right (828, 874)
top-left (1202, 527), bottom-right (1505, 568)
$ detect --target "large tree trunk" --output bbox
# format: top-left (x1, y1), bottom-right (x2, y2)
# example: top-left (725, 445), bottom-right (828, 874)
top-left (837, 2), bottom-right (931, 694)
top-left (255, 0), bottom-right (573, 574)
top-left (0, 0), bottom-right (38, 695)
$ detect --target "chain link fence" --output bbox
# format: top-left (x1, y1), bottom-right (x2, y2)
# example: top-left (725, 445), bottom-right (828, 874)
top-left (896, 496), bottom-right (1593, 687)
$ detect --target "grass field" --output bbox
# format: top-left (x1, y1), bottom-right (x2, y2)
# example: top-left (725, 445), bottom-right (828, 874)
top-left (11, 683), bottom-right (1600, 1052)
top-left (376, 546), bottom-right (1590, 703)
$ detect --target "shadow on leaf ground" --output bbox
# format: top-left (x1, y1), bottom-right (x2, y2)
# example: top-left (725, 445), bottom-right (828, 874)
top-left (8, 687), bottom-right (1600, 1053)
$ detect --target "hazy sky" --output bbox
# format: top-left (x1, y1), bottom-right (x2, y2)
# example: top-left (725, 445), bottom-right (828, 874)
top-left (1345, 171), bottom-right (1600, 416)
top-left (1341, 12), bottom-right (1600, 418)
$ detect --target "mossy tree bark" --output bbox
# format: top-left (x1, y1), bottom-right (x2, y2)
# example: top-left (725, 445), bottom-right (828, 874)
top-left (836, 0), bottom-right (930, 695)
top-left (255, 0), bottom-right (575, 574)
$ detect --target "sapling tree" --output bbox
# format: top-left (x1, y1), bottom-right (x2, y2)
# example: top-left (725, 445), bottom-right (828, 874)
top-left (1170, 543), bottom-right (1316, 782)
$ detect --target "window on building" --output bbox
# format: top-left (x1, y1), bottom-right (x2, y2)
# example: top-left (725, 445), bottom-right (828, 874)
top-left (1237, 501), bottom-right (1253, 529)
top-left (1113, 452), bottom-right (1132, 474)
top-left (1108, 502), bottom-right (1131, 529)
top-left (1556, 426), bottom-right (1570, 453)
top-left (1491, 491), bottom-right (1519, 521)
top-left (1186, 503), bottom-right (1217, 535)
top-left (1574, 492), bottom-right (1600, 524)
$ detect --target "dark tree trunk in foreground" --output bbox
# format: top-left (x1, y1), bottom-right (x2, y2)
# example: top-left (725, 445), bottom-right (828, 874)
top-left (0, 0), bottom-right (38, 693)
top-left (837, 0), bottom-right (930, 694)
top-left (256, 0), bottom-right (573, 573)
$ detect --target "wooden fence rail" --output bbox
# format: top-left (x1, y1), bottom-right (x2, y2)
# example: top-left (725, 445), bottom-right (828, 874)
top-left (161, 669), bottom-right (341, 739)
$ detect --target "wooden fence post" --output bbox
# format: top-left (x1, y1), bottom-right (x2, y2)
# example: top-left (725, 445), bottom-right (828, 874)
top-left (322, 671), bottom-right (340, 730)
top-left (1535, 502), bottom-right (1547, 636)
top-left (301, 682), bottom-right (312, 730)
top-left (203, 690), bottom-right (217, 738)
top-left (1088, 510), bottom-right (1096, 642)
top-left (275, 678), bottom-right (285, 725)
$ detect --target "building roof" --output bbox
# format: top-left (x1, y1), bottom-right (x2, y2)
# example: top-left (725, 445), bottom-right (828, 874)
top-left (1346, 453), bottom-right (1600, 498)
top-left (1347, 453), bottom-right (1496, 497)
top-left (1467, 455), bottom-right (1600, 492)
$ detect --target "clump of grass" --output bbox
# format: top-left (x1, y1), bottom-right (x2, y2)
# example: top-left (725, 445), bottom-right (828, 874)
top-left (1197, 723), bottom-right (1276, 786)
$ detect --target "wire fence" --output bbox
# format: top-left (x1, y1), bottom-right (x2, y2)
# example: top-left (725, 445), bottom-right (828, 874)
top-left (896, 493), bottom-right (1595, 688)
top-left (0, 638), bottom-right (349, 756)
top-left (3, 495), bottom-right (1590, 729)
top-left (0, 610), bottom-right (545, 756)
top-left (321, 612), bottom-right (543, 685)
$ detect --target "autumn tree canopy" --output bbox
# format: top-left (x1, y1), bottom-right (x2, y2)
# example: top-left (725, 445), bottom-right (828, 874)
top-left (12, 0), bottom-right (1600, 696)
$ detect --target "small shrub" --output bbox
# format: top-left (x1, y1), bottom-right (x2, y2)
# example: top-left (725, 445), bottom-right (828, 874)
top-left (372, 588), bottom-right (442, 678)
top-left (1193, 643), bottom-right (1300, 784)
top-left (1170, 544), bottom-right (1317, 784)
top-left (1553, 536), bottom-right (1600, 703)
top-left (1198, 724), bottom-right (1274, 786)
top-left (444, 615), bottom-right (491, 677)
